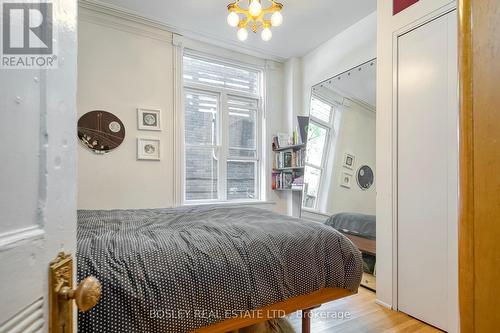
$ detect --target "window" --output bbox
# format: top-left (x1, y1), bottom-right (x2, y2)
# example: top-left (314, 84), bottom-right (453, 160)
top-left (303, 96), bottom-right (334, 209)
top-left (183, 53), bottom-right (262, 203)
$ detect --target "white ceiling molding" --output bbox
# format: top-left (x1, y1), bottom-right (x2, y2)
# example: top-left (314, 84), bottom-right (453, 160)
top-left (79, 1), bottom-right (173, 42)
top-left (78, 0), bottom-right (286, 62)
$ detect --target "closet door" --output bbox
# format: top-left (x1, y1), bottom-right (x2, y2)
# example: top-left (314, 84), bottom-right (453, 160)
top-left (397, 10), bottom-right (458, 331)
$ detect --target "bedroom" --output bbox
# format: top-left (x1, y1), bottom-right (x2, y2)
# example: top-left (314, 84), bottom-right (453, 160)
top-left (0, 0), bottom-right (499, 333)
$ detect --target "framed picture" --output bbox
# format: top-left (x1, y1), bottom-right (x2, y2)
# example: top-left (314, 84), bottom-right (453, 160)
top-left (343, 152), bottom-right (356, 170)
top-left (138, 108), bottom-right (161, 131)
top-left (137, 137), bottom-right (160, 160)
top-left (340, 172), bottom-right (353, 189)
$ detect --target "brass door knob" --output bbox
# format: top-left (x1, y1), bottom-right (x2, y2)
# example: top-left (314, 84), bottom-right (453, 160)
top-left (60, 276), bottom-right (102, 312)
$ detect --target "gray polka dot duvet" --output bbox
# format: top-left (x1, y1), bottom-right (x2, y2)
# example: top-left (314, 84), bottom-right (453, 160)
top-left (77, 205), bottom-right (362, 333)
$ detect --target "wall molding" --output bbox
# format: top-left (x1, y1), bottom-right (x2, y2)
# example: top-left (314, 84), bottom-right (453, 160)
top-left (172, 37), bottom-right (184, 207)
top-left (0, 298), bottom-right (43, 332)
top-left (79, 0), bottom-right (173, 42)
top-left (0, 226), bottom-right (45, 252)
top-left (78, 0), bottom-right (285, 62)
top-left (375, 299), bottom-right (392, 309)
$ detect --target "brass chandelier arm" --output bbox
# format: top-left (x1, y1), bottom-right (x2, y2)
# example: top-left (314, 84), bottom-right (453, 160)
top-left (228, 0), bottom-right (283, 30)
top-left (227, 0), bottom-right (283, 40)
top-left (238, 18), bottom-right (273, 32)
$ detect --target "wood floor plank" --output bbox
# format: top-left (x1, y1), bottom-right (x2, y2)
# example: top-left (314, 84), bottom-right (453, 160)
top-left (287, 287), bottom-right (442, 332)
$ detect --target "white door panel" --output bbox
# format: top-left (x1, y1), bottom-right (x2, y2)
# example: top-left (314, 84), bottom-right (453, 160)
top-left (0, 0), bottom-right (78, 331)
top-left (397, 10), bottom-right (458, 331)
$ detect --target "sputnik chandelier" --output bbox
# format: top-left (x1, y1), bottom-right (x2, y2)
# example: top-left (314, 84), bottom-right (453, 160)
top-left (227, 0), bottom-right (284, 42)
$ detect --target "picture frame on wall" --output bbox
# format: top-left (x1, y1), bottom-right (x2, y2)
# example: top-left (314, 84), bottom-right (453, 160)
top-left (138, 108), bottom-right (161, 131)
top-left (340, 172), bottom-right (353, 189)
top-left (343, 152), bottom-right (356, 170)
top-left (137, 137), bottom-right (161, 160)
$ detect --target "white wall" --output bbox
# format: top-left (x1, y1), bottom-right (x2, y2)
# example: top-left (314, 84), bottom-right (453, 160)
top-left (322, 100), bottom-right (376, 216)
top-left (77, 11), bottom-right (175, 209)
top-left (266, 61), bottom-right (288, 215)
top-left (77, 5), bottom-right (287, 212)
top-left (376, 0), bottom-right (457, 310)
top-left (280, 57), bottom-right (303, 216)
top-left (301, 12), bottom-right (377, 118)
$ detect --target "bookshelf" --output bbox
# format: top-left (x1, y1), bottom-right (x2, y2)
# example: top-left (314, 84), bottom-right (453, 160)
top-left (273, 143), bottom-right (306, 152)
top-left (271, 134), bottom-right (306, 192)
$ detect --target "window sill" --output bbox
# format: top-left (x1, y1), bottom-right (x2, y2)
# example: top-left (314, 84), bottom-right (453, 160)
top-left (183, 200), bottom-right (276, 207)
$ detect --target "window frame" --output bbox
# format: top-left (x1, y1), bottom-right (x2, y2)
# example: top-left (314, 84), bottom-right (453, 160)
top-left (303, 95), bottom-right (335, 211)
top-left (182, 50), bottom-right (264, 204)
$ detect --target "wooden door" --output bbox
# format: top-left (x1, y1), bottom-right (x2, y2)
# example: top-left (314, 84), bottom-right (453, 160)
top-left (397, 10), bottom-right (458, 331)
top-left (0, 1), bottom-right (78, 332)
top-left (458, 0), bottom-right (500, 332)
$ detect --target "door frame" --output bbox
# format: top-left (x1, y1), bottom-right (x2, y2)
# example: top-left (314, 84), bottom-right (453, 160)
top-left (457, 1), bottom-right (473, 331)
top-left (457, 0), bottom-right (500, 331)
top-left (390, 0), bottom-right (457, 315)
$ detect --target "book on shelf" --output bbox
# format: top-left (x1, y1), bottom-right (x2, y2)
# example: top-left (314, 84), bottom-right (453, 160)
top-left (273, 149), bottom-right (305, 169)
top-left (272, 171), bottom-right (304, 190)
top-left (272, 129), bottom-right (303, 150)
top-left (297, 116), bottom-right (310, 144)
top-left (272, 133), bottom-right (292, 149)
top-left (291, 175), bottom-right (304, 191)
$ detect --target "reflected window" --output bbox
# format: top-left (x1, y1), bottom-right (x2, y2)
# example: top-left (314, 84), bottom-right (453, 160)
top-left (305, 123), bottom-right (328, 167)
top-left (303, 96), bottom-right (335, 210)
top-left (310, 96), bottom-right (333, 123)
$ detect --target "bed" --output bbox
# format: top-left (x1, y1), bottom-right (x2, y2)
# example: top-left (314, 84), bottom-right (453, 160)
top-left (325, 213), bottom-right (376, 290)
top-left (77, 205), bottom-right (363, 333)
top-left (324, 213), bottom-right (376, 255)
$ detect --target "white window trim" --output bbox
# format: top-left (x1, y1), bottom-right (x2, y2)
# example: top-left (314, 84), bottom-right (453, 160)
top-left (302, 96), bottom-right (336, 211)
top-left (176, 46), bottom-right (267, 205)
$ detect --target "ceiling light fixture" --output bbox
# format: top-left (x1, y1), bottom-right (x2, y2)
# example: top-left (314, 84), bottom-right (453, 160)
top-left (227, 0), bottom-right (284, 42)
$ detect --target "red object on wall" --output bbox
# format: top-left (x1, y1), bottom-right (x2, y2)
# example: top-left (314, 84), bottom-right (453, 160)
top-left (393, 0), bottom-right (419, 15)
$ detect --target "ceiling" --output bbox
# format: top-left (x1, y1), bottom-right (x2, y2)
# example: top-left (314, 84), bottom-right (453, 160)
top-left (94, 0), bottom-right (377, 60)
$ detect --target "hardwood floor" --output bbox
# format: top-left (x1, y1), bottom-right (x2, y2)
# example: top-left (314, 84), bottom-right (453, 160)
top-left (287, 287), bottom-right (442, 333)
top-left (360, 273), bottom-right (376, 291)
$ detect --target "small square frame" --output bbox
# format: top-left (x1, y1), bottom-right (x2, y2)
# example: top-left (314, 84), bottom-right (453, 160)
top-left (138, 108), bottom-right (161, 131)
top-left (137, 137), bottom-right (160, 160)
top-left (343, 152), bottom-right (356, 170)
top-left (340, 172), bottom-right (353, 189)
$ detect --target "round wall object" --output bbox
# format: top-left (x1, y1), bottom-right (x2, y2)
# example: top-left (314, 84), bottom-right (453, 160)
top-left (357, 165), bottom-right (374, 190)
top-left (78, 110), bottom-right (125, 154)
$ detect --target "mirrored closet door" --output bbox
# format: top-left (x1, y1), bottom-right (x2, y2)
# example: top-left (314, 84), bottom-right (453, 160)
top-left (301, 60), bottom-right (377, 290)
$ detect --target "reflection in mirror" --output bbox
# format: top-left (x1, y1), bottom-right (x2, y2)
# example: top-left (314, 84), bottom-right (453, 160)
top-left (302, 59), bottom-right (377, 290)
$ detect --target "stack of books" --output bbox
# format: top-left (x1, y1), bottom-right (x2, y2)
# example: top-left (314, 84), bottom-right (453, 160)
top-left (272, 128), bottom-right (301, 150)
top-left (291, 175), bottom-right (304, 191)
top-left (272, 171), bottom-right (304, 191)
top-left (272, 171), bottom-right (294, 190)
top-left (273, 150), bottom-right (305, 169)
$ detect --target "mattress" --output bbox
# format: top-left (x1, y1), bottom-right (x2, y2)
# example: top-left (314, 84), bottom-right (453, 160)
top-left (77, 205), bottom-right (362, 333)
top-left (325, 213), bottom-right (376, 240)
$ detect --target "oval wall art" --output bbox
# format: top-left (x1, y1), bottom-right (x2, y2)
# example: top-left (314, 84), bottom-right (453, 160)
top-left (78, 110), bottom-right (125, 154)
top-left (357, 165), bottom-right (374, 190)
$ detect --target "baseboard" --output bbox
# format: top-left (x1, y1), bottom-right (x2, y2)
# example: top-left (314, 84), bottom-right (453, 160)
top-left (375, 299), bottom-right (392, 309)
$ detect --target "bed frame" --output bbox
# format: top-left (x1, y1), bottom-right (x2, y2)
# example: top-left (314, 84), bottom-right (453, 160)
top-left (342, 234), bottom-right (376, 256)
top-left (191, 288), bottom-right (354, 333)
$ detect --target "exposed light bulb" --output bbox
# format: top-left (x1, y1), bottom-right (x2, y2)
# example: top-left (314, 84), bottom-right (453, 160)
top-left (237, 27), bottom-right (249, 41)
top-left (261, 27), bottom-right (272, 41)
top-left (227, 11), bottom-right (240, 27)
top-left (249, 0), bottom-right (262, 17)
top-left (271, 11), bottom-right (283, 27)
